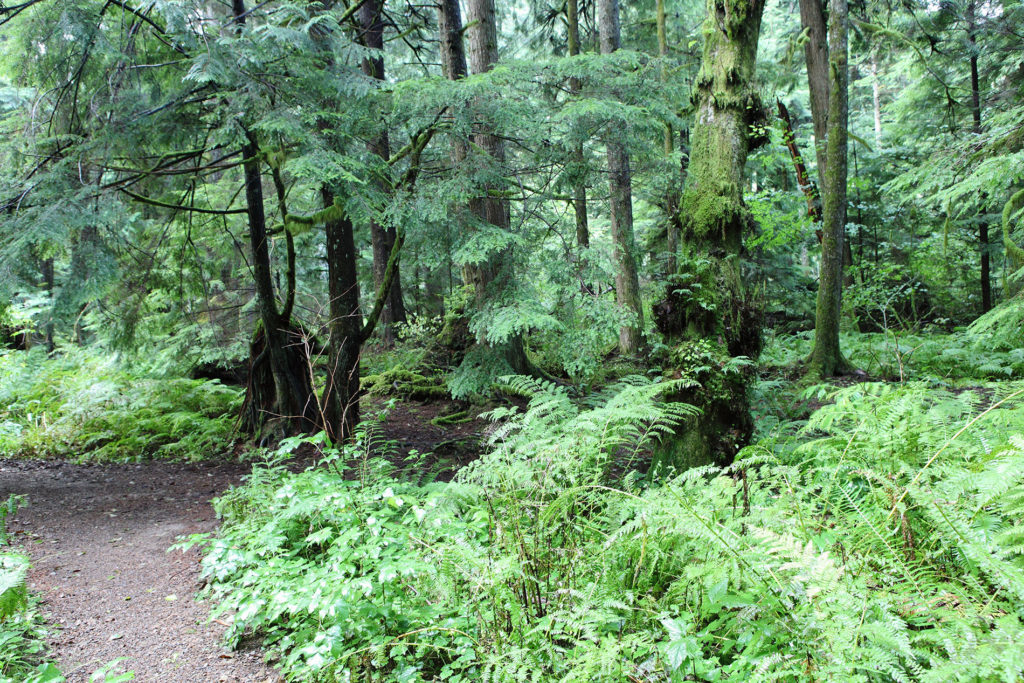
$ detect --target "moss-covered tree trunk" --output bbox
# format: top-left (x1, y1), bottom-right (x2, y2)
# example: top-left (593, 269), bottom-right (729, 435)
top-left (652, 0), bottom-right (767, 470)
top-left (807, 0), bottom-right (851, 378)
top-left (598, 0), bottom-right (644, 355)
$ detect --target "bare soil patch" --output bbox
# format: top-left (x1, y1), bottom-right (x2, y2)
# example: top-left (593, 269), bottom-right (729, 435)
top-left (0, 458), bottom-right (279, 683)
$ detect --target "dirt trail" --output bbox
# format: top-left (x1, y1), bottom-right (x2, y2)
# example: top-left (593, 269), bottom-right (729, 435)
top-left (0, 458), bottom-right (279, 683)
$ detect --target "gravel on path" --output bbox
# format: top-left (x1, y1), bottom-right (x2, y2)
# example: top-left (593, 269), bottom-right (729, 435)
top-left (1, 458), bottom-right (280, 683)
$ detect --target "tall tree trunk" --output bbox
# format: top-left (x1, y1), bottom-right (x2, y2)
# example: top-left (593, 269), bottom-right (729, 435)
top-left (360, 0), bottom-right (407, 344)
top-left (653, 0), bottom-right (767, 469)
top-left (42, 257), bottom-right (54, 352)
top-left (967, 0), bottom-right (991, 313)
top-left (801, 0), bottom-right (853, 288)
top-left (658, 0), bottom-right (682, 275)
top-left (870, 51), bottom-right (882, 147)
top-left (239, 129), bottom-right (318, 435)
top-left (463, 0), bottom-right (532, 374)
top-left (800, 0), bottom-right (830, 176)
top-left (233, 0), bottom-right (318, 437)
top-left (320, 188), bottom-right (363, 442)
top-left (807, 0), bottom-right (851, 378)
top-left (567, 0), bottom-right (590, 253)
top-left (598, 0), bottom-right (644, 354)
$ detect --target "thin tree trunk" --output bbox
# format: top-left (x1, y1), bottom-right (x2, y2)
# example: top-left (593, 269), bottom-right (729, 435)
top-left (598, 0), bottom-right (644, 354)
top-left (360, 0), bottom-right (406, 343)
top-left (567, 0), bottom-right (590, 253)
top-left (658, 0), bottom-right (681, 275)
top-left (777, 99), bottom-right (823, 237)
top-left (42, 257), bottom-right (54, 352)
top-left (870, 51), bottom-right (882, 147)
top-left (233, 0), bottom-right (317, 436)
top-left (240, 129), bottom-right (318, 434)
top-left (807, 0), bottom-right (851, 378)
top-left (967, 0), bottom-right (991, 313)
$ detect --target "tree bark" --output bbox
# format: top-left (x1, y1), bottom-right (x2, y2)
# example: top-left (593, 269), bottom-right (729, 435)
top-left (799, 0), bottom-right (830, 176)
top-left (359, 0), bottom-right (406, 344)
top-left (967, 0), bottom-right (991, 313)
top-left (807, 0), bottom-right (851, 378)
top-left (320, 187), bottom-right (363, 442)
top-left (658, 0), bottom-right (682, 275)
top-left (239, 129), bottom-right (318, 435)
top-left (653, 0), bottom-right (767, 469)
top-left (870, 51), bottom-right (882, 147)
top-left (233, 0), bottom-right (318, 436)
top-left (462, 0), bottom-right (532, 374)
top-left (598, 0), bottom-right (644, 354)
top-left (567, 0), bottom-right (590, 253)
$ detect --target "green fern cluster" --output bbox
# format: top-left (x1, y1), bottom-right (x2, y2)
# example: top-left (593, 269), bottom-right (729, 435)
top-left (0, 348), bottom-right (241, 461)
top-left (198, 376), bottom-right (1024, 681)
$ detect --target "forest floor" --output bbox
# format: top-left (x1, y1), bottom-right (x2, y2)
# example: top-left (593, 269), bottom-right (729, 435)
top-left (0, 398), bottom-right (485, 682)
top-left (0, 458), bottom-right (281, 682)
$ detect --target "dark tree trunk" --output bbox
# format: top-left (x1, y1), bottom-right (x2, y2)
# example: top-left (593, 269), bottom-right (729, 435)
top-left (42, 257), bottom-right (54, 352)
top-left (598, 0), bottom-right (644, 354)
top-left (658, 0), bottom-right (681, 275)
top-left (238, 129), bottom-right (319, 436)
top-left (360, 0), bottom-right (406, 344)
top-left (320, 187), bottom-right (363, 442)
top-left (967, 0), bottom-right (991, 313)
top-left (567, 0), bottom-right (590, 253)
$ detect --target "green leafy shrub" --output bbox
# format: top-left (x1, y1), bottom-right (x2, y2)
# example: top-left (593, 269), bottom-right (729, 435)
top-left (763, 327), bottom-right (1024, 381)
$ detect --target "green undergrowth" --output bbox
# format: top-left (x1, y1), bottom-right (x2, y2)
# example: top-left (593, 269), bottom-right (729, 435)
top-left (0, 349), bottom-right (241, 462)
top-left (192, 376), bottom-right (1024, 681)
top-left (1, 497), bottom-right (61, 683)
top-left (763, 327), bottom-right (1024, 382)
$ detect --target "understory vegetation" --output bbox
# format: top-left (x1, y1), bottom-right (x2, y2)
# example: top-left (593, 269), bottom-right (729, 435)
top-left (183, 375), bottom-right (1024, 681)
top-left (0, 497), bottom-right (60, 683)
top-left (0, 349), bottom-right (242, 462)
